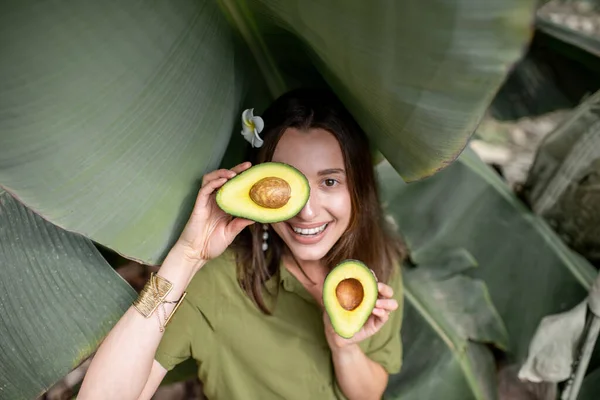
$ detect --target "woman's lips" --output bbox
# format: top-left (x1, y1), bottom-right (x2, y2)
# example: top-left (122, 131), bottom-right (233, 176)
top-left (286, 222), bottom-right (331, 245)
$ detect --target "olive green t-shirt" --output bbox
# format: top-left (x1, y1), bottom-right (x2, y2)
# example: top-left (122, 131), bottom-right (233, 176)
top-left (155, 250), bottom-right (403, 400)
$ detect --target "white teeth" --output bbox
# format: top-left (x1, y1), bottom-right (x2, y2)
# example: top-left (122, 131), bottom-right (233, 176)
top-left (292, 223), bottom-right (328, 235)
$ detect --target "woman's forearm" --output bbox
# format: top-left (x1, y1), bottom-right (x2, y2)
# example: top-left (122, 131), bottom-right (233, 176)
top-left (78, 243), bottom-right (204, 400)
top-left (331, 344), bottom-right (388, 400)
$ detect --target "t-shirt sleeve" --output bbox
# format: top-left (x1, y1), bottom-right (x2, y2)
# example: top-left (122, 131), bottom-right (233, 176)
top-left (154, 296), bottom-right (195, 371)
top-left (155, 254), bottom-right (230, 372)
top-left (363, 265), bottom-right (404, 375)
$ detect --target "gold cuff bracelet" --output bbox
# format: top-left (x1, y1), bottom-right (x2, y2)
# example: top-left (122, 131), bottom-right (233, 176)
top-left (133, 272), bottom-right (187, 332)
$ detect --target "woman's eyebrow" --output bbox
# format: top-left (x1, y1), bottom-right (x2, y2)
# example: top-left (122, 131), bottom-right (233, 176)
top-left (317, 168), bottom-right (345, 176)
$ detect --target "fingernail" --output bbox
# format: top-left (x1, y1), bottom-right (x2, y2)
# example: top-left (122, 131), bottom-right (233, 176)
top-left (370, 269), bottom-right (379, 282)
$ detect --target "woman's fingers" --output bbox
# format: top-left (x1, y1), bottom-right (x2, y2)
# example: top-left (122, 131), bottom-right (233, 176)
top-left (195, 177), bottom-right (227, 210)
top-left (372, 308), bottom-right (386, 317)
top-left (225, 217), bottom-right (255, 240)
top-left (230, 161), bottom-right (252, 175)
top-left (201, 169), bottom-right (236, 187)
top-left (201, 162), bottom-right (252, 186)
top-left (375, 298), bottom-right (398, 311)
top-left (377, 282), bottom-right (394, 299)
top-left (194, 162), bottom-right (254, 212)
top-left (364, 284), bottom-right (396, 332)
top-left (199, 162), bottom-right (252, 193)
top-left (371, 297), bottom-right (397, 330)
top-left (370, 309), bottom-right (389, 330)
top-left (196, 162), bottom-right (251, 205)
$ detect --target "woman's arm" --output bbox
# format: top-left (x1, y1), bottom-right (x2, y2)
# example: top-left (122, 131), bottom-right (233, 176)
top-left (78, 244), bottom-right (205, 400)
top-left (78, 162), bottom-right (254, 400)
top-left (324, 282), bottom-right (400, 400)
top-left (331, 344), bottom-right (388, 400)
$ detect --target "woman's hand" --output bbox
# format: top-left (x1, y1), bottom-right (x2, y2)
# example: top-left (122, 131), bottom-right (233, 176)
top-left (176, 161), bottom-right (255, 270)
top-left (324, 282), bottom-right (398, 349)
top-left (322, 281), bottom-right (398, 400)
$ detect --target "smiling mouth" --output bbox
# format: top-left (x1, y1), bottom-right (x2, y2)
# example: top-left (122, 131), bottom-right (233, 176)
top-left (290, 222), bottom-right (329, 236)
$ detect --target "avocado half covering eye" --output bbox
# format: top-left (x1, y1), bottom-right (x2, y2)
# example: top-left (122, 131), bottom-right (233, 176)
top-left (215, 162), bottom-right (310, 223)
top-left (323, 260), bottom-right (378, 339)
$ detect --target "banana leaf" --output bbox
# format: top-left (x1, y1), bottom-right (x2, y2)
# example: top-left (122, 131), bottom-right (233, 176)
top-left (520, 89), bottom-right (600, 265)
top-left (376, 147), bottom-right (596, 363)
top-left (0, 0), bottom-right (536, 396)
top-left (0, 0), bottom-right (536, 266)
top-left (0, 0), bottom-right (262, 266)
top-left (0, 189), bottom-right (136, 400)
top-left (385, 249), bottom-right (508, 400)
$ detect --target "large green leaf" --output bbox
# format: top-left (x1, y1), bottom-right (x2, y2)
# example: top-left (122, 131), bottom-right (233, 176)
top-left (0, 0), bottom-right (536, 265)
top-left (0, 189), bottom-right (136, 399)
top-left (520, 89), bottom-right (600, 265)
top-left (377, 147), bottom-right (596, 360)
top-left (385, 249), bottom-right (508, 400)
top-left (241, 0), bottom-right (537, 181)
top-left (0, 0), bottom-right (258, 265)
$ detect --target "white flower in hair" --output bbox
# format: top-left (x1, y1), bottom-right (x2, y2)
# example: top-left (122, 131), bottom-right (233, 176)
top-left (241, 108), bottom-right (264, 148)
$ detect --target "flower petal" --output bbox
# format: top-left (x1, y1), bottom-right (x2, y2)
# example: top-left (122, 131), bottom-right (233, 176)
top-left (241, 129), bottom-right (254, 143)
top-left (241, 124), bottom-right (253, 136)
top-left (252, 131), bottom-right (264, 148)
top-left (240, 108), bottom-right (264, 148)
top-left (251, 116), bottom-right (264, 133)
top-left (242, 108), bottom-right (254, 127)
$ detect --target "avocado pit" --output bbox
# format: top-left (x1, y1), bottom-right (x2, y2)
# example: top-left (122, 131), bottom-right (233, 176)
top-left (335, 278), bottom-right (364, 311)
top-left (249, 176), bottom-right (292, 209)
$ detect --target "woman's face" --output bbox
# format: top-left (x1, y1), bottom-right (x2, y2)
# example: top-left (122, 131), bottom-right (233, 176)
top-left (270, 127), bottom-right (352, 263)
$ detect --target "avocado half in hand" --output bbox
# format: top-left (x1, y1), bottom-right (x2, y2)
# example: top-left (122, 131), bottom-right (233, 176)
top-left (323, 260), bottom-right (378, 339)
top-left (216, 162), bottom-right (310, 223)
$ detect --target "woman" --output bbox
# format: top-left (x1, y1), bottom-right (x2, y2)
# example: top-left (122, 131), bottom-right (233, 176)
top-left (79, 87), bottom-right (406, 400)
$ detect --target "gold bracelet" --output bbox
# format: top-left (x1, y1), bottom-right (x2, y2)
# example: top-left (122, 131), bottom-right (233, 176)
top-left (165, 291), bottom-right (187, 327)
top-left (133, 273), bottom-right (187, 332)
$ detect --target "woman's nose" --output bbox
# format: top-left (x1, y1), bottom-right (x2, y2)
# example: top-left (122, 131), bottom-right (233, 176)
top-left (298, 191), bottom-right (319, 220)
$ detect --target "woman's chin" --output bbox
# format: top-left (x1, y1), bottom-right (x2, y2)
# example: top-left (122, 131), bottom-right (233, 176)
top-left (280, 238), bottom-right (331, 263)
top-left (286, 245), bottom-right (329, 263)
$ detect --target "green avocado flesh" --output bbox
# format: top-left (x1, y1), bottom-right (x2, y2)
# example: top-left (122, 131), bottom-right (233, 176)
top-left (323, 260), bottom-right (378, 339)
top-left (215, 162), bottom-right (310, 223)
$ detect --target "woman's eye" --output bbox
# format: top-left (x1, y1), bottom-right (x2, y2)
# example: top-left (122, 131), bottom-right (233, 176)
top-left (324, 178), bottom-right (337, 187)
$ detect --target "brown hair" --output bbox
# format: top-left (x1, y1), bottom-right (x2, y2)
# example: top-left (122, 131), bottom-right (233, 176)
top-left (230, 87), bottom-right (407, 313)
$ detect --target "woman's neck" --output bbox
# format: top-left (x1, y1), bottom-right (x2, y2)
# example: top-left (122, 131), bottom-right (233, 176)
top-left (282, 252), bottom-right (327, 287)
